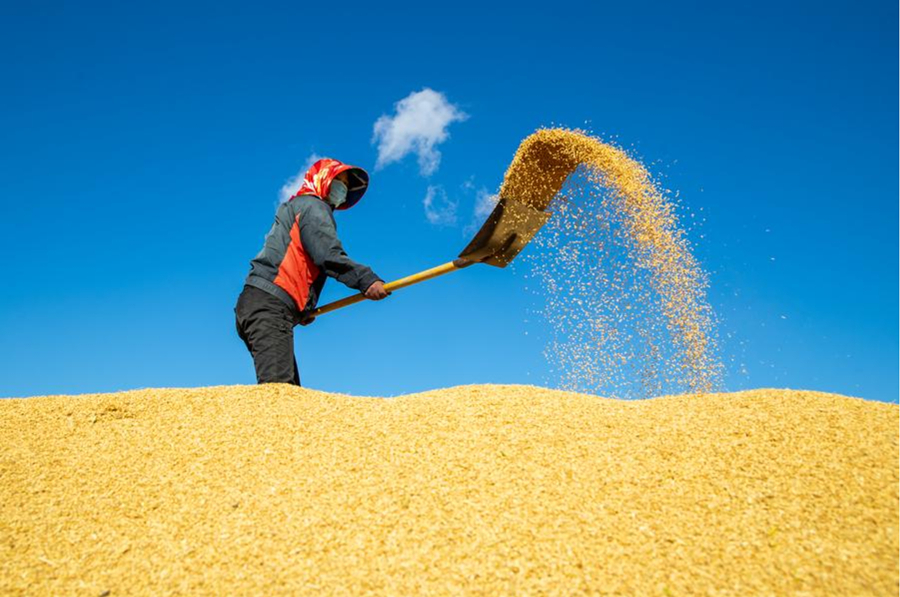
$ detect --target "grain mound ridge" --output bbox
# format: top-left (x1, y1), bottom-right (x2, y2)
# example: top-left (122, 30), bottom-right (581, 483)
top-left (2, 385), bottom-right (897, 595)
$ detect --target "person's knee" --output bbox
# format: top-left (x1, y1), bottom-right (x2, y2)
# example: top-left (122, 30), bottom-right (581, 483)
top-left (254, 346), bottom-right (298, 385)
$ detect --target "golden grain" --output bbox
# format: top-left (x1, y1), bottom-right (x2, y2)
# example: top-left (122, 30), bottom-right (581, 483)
top-left (2, 384), bottom-right (896, 595)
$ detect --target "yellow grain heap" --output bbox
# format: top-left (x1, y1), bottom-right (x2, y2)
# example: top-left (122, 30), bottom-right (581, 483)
top-left (502, 129), bottom-right (720, 397)
top-left (2, 384), bottom-right (897, 595)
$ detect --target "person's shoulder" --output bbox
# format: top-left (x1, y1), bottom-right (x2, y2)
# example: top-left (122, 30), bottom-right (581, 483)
top-left (294, 195), bottom-right (333, 221)
top-left (290, 194), bottom-right (322, 206)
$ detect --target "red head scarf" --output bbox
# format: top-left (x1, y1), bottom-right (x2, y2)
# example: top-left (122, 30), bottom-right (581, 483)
top-left (291, 158), bottom-right (369, 210)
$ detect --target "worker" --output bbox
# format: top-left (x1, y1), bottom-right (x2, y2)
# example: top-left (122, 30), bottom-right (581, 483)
top-left (235, 158), bottom-right (389, 385)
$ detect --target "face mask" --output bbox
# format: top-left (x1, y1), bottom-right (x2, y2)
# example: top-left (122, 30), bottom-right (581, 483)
top-left (328, 179), bottom-right (348, 208)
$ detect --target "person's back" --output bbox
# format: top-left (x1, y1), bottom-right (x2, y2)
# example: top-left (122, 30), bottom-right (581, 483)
top-left (234, 158), bottom-right (389, 385)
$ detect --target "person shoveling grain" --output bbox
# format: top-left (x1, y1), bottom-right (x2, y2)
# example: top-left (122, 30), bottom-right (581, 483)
top-left (234, 128), bottom-right (720, 397)
top-left (235, 158), bottom-right (390, 386)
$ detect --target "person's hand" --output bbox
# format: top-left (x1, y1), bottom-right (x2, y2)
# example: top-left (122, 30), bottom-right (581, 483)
top-left (364, 280), bottom-right (390, 300)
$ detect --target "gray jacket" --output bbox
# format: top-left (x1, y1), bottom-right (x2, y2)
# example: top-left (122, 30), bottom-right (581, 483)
top-left (244, 195), bottom-right (381, 321)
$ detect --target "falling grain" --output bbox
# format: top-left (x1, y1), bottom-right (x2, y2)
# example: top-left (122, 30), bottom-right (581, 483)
top-left (503, 128), bottom-right (720, 398)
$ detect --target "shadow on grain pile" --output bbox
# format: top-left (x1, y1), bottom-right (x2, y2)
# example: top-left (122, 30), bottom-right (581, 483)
top-left (1, 385), bottom-right (897, 595)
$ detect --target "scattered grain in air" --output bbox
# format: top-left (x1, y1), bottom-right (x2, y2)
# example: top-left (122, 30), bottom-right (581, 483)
top-left (502, 128), bottom-right (722, 398)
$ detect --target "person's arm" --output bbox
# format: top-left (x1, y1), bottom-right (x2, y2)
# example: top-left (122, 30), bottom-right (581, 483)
top-left (298, 199), bottom-right (383, 294)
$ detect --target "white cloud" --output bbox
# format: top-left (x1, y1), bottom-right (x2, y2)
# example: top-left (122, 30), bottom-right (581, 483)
top-left (474, 187), bottom-right (499, 218)
top-left (423, 185), bottom-right (458, 226)
top-left (278, 153), bottom-right (323, 203)
top-left (372, 88), bottom-right (468, 176)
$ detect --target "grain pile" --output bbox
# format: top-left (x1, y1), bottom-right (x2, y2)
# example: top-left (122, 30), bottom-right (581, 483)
top-left (2, 384), bottom-right (897, 595)
top-left (502, 129), bottom-right (720, 398)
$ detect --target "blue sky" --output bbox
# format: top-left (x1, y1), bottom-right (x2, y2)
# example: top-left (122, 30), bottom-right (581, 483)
top-left (1, 1), bottom-right (896, 402)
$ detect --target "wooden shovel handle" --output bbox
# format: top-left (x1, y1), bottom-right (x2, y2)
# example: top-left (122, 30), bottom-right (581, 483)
top-left (311, 258), bottom-right (474, 317)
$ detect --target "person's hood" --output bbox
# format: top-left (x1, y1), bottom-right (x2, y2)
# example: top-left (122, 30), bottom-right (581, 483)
top-left (290, 158), bottom-right (369, 210)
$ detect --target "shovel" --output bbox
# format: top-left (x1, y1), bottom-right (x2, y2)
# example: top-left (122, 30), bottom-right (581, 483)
top-left (311, 196), bottom-right (551, 317)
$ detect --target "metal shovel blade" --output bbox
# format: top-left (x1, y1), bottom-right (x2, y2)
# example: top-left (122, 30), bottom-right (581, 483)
top-left (458, 196), bottom-right (551, 267)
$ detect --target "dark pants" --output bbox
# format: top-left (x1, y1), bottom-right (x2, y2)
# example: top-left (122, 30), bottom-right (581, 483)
top-left (234, 285), bottom-right (301, 385)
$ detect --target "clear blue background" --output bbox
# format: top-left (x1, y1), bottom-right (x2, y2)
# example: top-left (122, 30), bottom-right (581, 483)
top-left (1, 1), bottom-right (896, 401)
